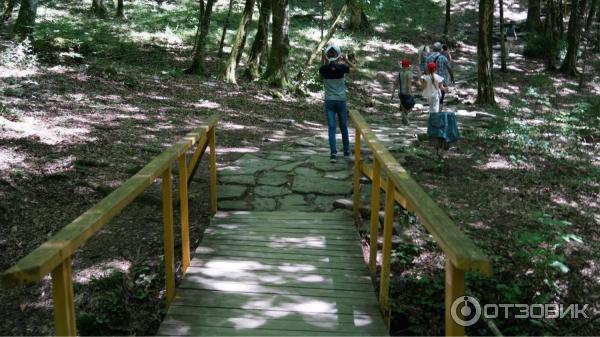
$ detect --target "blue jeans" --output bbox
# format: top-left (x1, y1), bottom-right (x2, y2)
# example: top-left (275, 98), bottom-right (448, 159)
top-left (324, 100), bottom-right (349, 156)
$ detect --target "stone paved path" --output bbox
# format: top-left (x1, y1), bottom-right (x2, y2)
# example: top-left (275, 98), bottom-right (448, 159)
top-left (217, 135), bottom-right (357, 212)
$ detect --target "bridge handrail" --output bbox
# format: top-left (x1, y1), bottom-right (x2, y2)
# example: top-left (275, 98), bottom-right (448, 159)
top-left (349, 109), bottom-right (491, 335)
top-left (1, 114), bottom-right (220, 336)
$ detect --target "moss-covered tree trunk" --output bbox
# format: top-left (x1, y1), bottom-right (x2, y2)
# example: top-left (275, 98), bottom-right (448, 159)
top-left (348, 0), bottom-right (369, 31)
top-left (444, 0), bottom-right (451, 36)
top-left (477, 0), bottom-right (495, 105)
top-left (499, 0), bottom-right (507, 71)
top-left (526, 0), bottom-right (543, 31)
top-left (235, 0), bottom-right (256, 65)
top-left (545, 0), bottom-right (561, 70)
top-left (186, 0), bottom-right (216, 75)
top-left (560, 0), bottom-right (589, 75)
top-left (115, 0), bottom-right (125, 19)
top-left (91, 0), bottom-right (108, 18)
top-left (1, 0), bottom-right (16, 23)
top-left (222, 0), bottom-right (255, 84)
top-left (585, 0), bottom-right (598, 31)
top-left (217, 0), bottom-right (235, 57)
top-left (244, 0), bottom-right (271, 80)
top-left (13, 0), bottom-right (37, 38)
top-left (262, 0), bottom-right (289, 87)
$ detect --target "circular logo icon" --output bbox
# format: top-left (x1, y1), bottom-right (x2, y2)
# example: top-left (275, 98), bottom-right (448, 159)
top-left (451, 296), bottom-right (482, 326)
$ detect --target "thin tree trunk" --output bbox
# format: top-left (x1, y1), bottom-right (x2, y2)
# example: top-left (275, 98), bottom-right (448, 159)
top-left (500, 0), bottom-right (507, 71)
top-left (91, 0), bottom-right (108, 18)
top-left (218, 0), bottom-right (235, 57)
top-left (559, 0), bottom-right (565, 38)
top-left (222, 0), bottom-right (256, 83)
top-left (244, 0), bottom-right (271, 80)
top-left (320, 0), bottom-right (324, 40)
top-left (585, 0), bottom-right (598, 31)
top-left (13, 0), bottom-right (36, 37)
top-left (186, 0), bottom-right (217, 75)
top-left (1, 0), bottom-right (16, 23)
top-left (545, 0), bottom-right (561, 70)
top-left (560, 0), bottom-right (589, 75)
top-left (444, 0), bottom-right (451, 36)
top-left (294, 4), bottom-right (348, 82)
top-left (526, 0), bottom-right (543, 31)
top-left (477, 0), bottom-right (495, 105)
top-left (262, 0), bottom-right (289, 87)
top-left (115, 0), bottom-right (125, 19)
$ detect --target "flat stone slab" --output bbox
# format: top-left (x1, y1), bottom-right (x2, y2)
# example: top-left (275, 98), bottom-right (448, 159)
top-left (217, 185), bottom-right (247, 199)
top-left (294, 138), bottom-right (318, 147)
top-left (313, 160), bottom-right (352, 171)
top-left (219, 200), bottom-right (251, 210)
top-left (279, 194), bottom-right (308, 209)
top-left (254, 185), bottom-right (291, 197)
top-left (314, 195), bottom-right (346, 211)
top-left (294, 167), bottom-right (321, 177)
top-left (292, 176), bottom-right (352, 195)
top-left (257, 172), bottom-right (289, 186)
top-left (265, 152), bottom-right (301, 162)
top-left (274, 161), bottom-right (305, 172)
top-left (219, 174), bottom-right (256, 186)
top-left (324, 170), bottom-right (353, 180)
top-left (220, 154), bottom-right (285, 175)
top-left (252, 198), bottom-right (277, 211)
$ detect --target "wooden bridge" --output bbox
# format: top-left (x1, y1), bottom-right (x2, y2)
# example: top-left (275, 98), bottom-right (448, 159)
top-left (1, 110), bottom-right (491, 336)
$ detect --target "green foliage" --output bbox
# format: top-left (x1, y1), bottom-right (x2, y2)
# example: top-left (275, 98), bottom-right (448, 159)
top-left (523, 33), bottom-right (548, 59)
top-left (390, 242), bottom-right (422, 266)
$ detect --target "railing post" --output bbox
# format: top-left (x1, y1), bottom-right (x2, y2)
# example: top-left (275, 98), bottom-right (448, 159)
top-left (209, 127), bottom-right (218, 215)
top-left (369, 158), bottom-right (381, 275)
top-left (162, 168), bottom-right (175, 305)
top-left (352, 128), bottom-right (361, 221)
top-left (379, 178), bottom-right (395, 328)
top-left (51, 257), bottom-right (76, 336)
top-left (178, 155), bottom-right (190, 275)
top-left (445, 260), bottom-right (465, 336)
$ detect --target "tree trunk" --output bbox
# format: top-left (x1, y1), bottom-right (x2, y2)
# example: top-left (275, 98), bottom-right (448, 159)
top-left (91, 0), bottom-right (108, 18)
top-left (444, 0), bottom-right (451, 36)
top-left (559, 0), bottom-right (565, 38)
top-left (262, 0), bottom-right (290, 87)
top-left (294, 4), bottom-right (348, 82)
top-left (526, 0), bottom-right (543, 31)
top-left (186, 0), bottom-right (217, 75)
top-left (560, 0), bottom-right (589, 75)
top-left (477, 0), bottom-right (495, 105)
top-left (218, 0), bottom-right (235, 57)
top-left (222, 0), bottom-right (255, 83)
top-left (235, 0), bottom-right (256, 65)
top-left (545, 0), bottom-right (561, 70)
top-left (585, 0), bottom-right (598, 31)
top-left (348, 0), bottom-right (369, 31)
top-left (244, 0), bottom-right (271, 80)
top-left (1, 0), bottom-right (16, 23)
top-left (500, 0), bottom-right (507, 71)
top-left (13, 0), bottom-right (36, 38)
top-left (115, 0), bottom-right (125, 19)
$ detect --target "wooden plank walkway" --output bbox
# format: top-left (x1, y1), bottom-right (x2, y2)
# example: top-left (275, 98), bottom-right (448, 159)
top-left (157, 211), bottom-right (389, 336)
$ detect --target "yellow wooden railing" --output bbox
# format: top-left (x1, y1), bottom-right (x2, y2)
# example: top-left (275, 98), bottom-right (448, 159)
top-left (349, 109), bottom-right (492, 336)
top-left (0, 115), bottom-right (220, 336)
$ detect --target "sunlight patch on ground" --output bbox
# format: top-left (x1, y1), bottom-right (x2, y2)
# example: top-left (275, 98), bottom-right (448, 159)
top-left (0, 147), bottom-right (27, 170)
top-left (36, 7), bottom-right (70, 21)
top-left (0, 116), bottom-right (93, 145)
top-left (216, 147), bottom-right (260, 154)
top-left (192, 100), bottom-right (222, 110)
top-left (74, 260), bottom-right (131, 284)
top-left (0, 67), bottom-right (38, 78)
top-left (128, 27), bottom-right (184, 46)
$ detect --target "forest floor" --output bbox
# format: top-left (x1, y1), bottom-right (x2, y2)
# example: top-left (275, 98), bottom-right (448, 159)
top-left (1, 0), bottom-right (600, 335)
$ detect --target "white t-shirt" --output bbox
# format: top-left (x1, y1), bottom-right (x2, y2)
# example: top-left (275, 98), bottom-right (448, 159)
top-left (421, 73), bottom-right (444, 98)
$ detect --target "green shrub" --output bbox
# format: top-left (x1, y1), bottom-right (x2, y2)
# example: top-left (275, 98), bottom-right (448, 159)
top-left (523, 33), bottom-right (548, 59)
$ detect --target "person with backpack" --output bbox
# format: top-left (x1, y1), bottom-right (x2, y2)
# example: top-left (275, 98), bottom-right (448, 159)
top-left (390, 58), bottom-right (415, 125)
top-left (425, 42), bottom-right (454, 110)
top-left (319, 44), bottom-right (357, 163)
top-left (419, 62), bottom-right (445, 113)
top-left (506, 21), bottom-right (517, 52)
